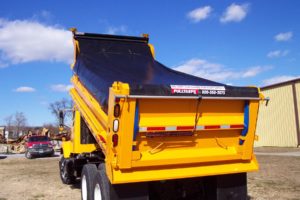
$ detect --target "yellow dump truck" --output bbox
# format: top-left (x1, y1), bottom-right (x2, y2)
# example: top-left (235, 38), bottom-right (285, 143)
top-left (59, 29), bottom-right (265, 200)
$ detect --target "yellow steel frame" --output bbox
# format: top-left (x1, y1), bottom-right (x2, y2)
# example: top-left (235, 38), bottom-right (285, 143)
top-left (112, 156), bottom-right (258, 184)
top-left (62, 110), bottom-right (97, 158)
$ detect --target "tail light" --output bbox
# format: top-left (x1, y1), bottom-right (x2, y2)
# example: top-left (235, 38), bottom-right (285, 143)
top-left (113, 119), bottom-right (119, 132)
top-left (115, 97), bottom-right (120, 103)
top-left (114, 104), bottom-right (120, 117)
top-left (112, 134), bottom-right (119, 147)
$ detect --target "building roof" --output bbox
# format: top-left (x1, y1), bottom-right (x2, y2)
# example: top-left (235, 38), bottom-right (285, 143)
top-left (261, 77), bottom-right (300, 90)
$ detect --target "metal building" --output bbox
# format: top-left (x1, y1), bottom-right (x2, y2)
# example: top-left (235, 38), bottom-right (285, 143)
top-left (255, 78), bottom-right (300, 147)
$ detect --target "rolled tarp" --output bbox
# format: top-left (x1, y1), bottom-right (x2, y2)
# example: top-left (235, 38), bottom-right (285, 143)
top-left (72, 32), bottom-right (258, 110)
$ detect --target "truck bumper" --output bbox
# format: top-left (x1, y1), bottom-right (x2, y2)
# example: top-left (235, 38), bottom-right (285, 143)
top-left (110, 155), bottom-right (258, 184)
top-left (28, 148), bottom-right (54, 156)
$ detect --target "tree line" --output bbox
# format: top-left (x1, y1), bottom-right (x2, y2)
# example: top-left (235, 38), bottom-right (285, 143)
top-left (3, 98), bottom-right (73, 137)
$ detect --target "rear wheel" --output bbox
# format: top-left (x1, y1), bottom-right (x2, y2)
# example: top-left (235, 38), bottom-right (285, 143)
top-left (25, 151), bottom-right (32, 159)
top-left (92, 163), bottom-right (110, 200)
top-left (93, 163), bottom-right (148, 200)
top-left (81, 164), bottom-right (98, 200)
top-left (94, 179), bottom-right (103, 200)
top-left (59, 157), bottom-right (76, 184)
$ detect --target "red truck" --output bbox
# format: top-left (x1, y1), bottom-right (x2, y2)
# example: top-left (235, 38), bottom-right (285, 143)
top-left (25, 135), bottom-right (54, 159)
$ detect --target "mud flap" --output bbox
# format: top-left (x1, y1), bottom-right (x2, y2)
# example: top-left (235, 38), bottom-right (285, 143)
top-left (216, 173), bottom-right (247, 200)
top-left (110, 182), bottom-right (149, 200)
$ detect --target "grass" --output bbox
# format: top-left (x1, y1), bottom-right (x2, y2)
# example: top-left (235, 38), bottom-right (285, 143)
top-left (30, 194), bottom-right (46, 200)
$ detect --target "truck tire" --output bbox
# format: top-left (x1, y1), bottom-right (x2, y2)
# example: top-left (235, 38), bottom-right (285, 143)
top-left (59, 157), bottom-right (76, 185)
top-left (81, 164), bottom-right (98, 200)
top-left (93, 163), bottom-right (148, 200)
top-left (93, 163), bottom-right (110, 200)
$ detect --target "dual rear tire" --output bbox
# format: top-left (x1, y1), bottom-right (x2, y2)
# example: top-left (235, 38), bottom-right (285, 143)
top-left (80, 163), bottom-right (247, 200)
top-left (81, 163), bottom-right (109, 200)
top-left (81, 163), bottom-right (148, 200)
top-left (81, 164), bottom-right (101, 200)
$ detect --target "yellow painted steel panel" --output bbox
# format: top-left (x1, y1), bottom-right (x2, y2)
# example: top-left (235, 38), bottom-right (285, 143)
top-left (255, 85), bottom-right (298, 147)
top-left (111, 156), bottom-right (259, 184)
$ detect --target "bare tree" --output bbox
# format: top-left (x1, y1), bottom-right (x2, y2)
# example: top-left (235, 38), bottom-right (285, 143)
top-left (4, 115), bottom-right (13, 133)
top-left (14, 112), bottom-right (27, 137)
top-left (4, 112), bottom-right (27, 138)
top-left (49, 98), bottom-right (73, 126)
top-left (4, 115), bottom-right (13, 140)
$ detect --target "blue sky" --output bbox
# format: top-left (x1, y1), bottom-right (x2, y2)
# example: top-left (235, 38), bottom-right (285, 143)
top-left (0, 0), bottom-right (299, 126)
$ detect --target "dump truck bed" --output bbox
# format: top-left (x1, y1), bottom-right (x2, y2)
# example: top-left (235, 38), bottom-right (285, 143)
top-left (69, 31), bottom-right (261, 184)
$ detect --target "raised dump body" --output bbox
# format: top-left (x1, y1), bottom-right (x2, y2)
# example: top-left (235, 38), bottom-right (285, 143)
top-left (60, 30), bottom-right (264, 200)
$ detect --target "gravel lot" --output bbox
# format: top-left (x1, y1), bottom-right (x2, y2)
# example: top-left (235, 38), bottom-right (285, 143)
top-left (0, 148), bottom-right (299, 200)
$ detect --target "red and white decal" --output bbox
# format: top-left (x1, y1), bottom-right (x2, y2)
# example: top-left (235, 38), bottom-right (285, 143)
top-left (139, 124), bottom-right (244, 132)
top-left (170, 85), bottom-right (226, 95)
top-left (171, 88), bottom-right (199, 94)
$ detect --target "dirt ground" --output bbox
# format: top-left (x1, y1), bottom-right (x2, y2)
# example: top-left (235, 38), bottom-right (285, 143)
top-left (0, 155), bottom-right (81, 200)
top-left (248, 155), bottom-right (300, 200)
top-left (0, 148), bottom-right (299, 200)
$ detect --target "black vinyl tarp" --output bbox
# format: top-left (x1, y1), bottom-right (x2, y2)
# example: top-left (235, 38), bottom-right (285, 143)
top-left (73, 32), bottom-right (258, 110)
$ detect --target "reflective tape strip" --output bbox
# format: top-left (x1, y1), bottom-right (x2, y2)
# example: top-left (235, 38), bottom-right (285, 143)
top-left (205, 125), bottom-right (221, 129)
top-left (139, 124), bottom-right (244, 132)
top-left (230, 124), bottom-right (244, 129)
top-left (166, 126), bottom-right (177, 131)
top-left (139, 127), bottom-right (147, 132)
top-left (221, 125), bottom-right (230, 129)
top-left (147, 127), bottom-right (165, 131)
top-left (177, 126), bottom-right (194, 130)
top-left (196, 125), bottom-right (205, 130)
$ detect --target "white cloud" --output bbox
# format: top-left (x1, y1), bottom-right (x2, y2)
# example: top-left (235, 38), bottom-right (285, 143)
top-left (14, 86), bottom-right (36, 92)
top-left (106, 25), bottom-right (127, 35)
top-left (0, 61), bottom-right (8, 68)
top-left (0, 18), bottom-right (73, 66)
top-left (51, 84), bottom-right (72, 92)
top-left (220, 3), bottom-right (249, 23)
top-left (263, 75), bottom-right (299, 86)
top-left (40, 101), bottom-right (49, 106)
top-left (241, 66), bottom-right (270, 78)
top-left (32, 10), bottom-right (53, 22)
top-left (274, 32), bottom-right (293, 41)
top-left (173, 58), bottom-right (269, 82)
top-left (187, 6), bottom-right (212, 22)
top-left (267, 50), bottom-right (289, 58)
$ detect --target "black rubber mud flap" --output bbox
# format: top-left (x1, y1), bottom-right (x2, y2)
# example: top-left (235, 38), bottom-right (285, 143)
top-left (110, 182), bottom-right (149, 200)
top-left (216, 173), bottom-right (247, 200)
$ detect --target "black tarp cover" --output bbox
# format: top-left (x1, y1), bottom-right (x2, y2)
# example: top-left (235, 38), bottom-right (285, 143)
top-left (73, 32), bottom-right (258, 109)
